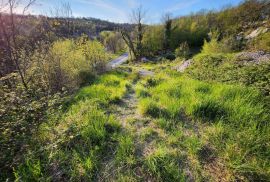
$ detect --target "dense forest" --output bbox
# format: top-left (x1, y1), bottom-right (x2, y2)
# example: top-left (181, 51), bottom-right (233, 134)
top-left (1, 0), bottom-right (270, 181)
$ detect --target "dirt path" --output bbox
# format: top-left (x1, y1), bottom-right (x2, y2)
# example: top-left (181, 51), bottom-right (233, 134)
top-left (99, 70), bottom-right (199, 181)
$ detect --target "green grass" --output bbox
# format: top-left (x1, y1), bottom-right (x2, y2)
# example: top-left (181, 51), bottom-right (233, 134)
top-left (144, 145), bottom-right (186, 181)
top-left (13, 71), bottom-right (132, 181)
top-left (115, 134), bottom-right (136, 166)
top-left (8, 66), bottom-right (270, 181)
top-left (136, 70), bottom-right (270, 181)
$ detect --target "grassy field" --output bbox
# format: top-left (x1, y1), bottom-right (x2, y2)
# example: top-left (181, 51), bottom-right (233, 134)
top-left (7, 64), bottom-right (270, 181)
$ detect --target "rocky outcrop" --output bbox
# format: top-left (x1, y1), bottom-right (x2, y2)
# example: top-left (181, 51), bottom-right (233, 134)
top-left (173, 59), bottom-right (193, 72)
top-left (235, 51), bottom-right (270, 65)
top-left (245, 27), bottom-right (269, 39)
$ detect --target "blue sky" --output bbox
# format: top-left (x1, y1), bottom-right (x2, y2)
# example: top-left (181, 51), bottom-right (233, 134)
top-left (24, 0), bottom-right (243, 24)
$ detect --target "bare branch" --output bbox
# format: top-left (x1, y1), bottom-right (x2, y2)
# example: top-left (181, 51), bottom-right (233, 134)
top-left (22, 0), bottom-right (36, 15)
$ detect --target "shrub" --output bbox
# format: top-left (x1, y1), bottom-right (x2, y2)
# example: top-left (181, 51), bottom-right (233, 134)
top-left (249, 32), bottom-right (270, 52)
top-left (201, 31), bottom-right (231, 54)
top-left (78, 71), bottom-right (96, 87)
top-left (48, 37), bottom-right (109, 92)
top-left (175, 42), bottom-right (190, 58)
top-left (164, 52), bottom-right (176, 60)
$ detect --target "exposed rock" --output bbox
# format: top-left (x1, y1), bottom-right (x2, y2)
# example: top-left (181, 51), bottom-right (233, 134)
top-left (245, 27), bottom-right (268, 39)
top-left (173, 59), bottom-right (193, 72)
top-left (141, 57), bottom-right (150, 62)
top-left (236, 51), bottom-right (270, 65)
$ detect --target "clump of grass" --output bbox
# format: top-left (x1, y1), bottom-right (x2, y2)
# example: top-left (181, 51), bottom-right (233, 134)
top-left (139, 127), bottom-right (158, 141)
top-left (135, 84), bottom-right (151, 98)
top-left (195, 84), bottom-right (211, 94)
top-left (14, 159), bottom-right (42, 181)
top-left (193, 99), bottom-right (227, 122)
top-left (115, 134), bottom-right (136, 166)
top-left (71, 72), bottom-right (129, 107)
top-left (138, 98), bottom-right (168, 118)
top-left (144, 77), bottom-right (163, 87)
top-left (144, 145), bottom-right (185, 181)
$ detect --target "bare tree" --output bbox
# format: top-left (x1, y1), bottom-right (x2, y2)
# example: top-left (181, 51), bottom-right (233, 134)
top-left (121, 5), bottom-right (146, 61)
top-left (50, 1), bottom-right (74, 37)
top-left (132, 5), bottom-right (146, 59)
top-left (0, 0), bottom-right (36, 90)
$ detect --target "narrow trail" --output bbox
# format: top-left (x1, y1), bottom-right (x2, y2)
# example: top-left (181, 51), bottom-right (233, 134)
top-left (100, 69), bottom-right (199, 181)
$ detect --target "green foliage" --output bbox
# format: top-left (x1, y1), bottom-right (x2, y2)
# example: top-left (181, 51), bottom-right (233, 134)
top-left (249, 32), bottom-right (270, 52)
top-left (170, 16), bottom-right (208, 49)
top-left (14, 159), bottom-right (42, 181)
top-left (99, 31), bottom-right (126, 54)
top-left (142, 26), bottom-right (163, 56)
top-left (201, 31), bottom-right (231, 54)
top-left (175, 42), bottom-right (190, 58)
top-left (142, 0), bottom-right (269, 55)
top-left (188, 53), bottom-right (270, 98)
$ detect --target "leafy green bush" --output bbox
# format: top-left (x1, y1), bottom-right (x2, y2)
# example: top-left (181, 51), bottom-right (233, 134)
top-left (48, 37), bottom-right (109, 91)
top-left (164, 52), bottom-right (176, 60)
top-left (201, 38), bottom-right (231, 54)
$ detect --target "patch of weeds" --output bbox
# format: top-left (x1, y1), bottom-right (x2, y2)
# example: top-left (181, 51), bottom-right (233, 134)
top-left (135, 84), bottom-right (151, 98)
top-left (168, 86), bottom-right (182, 98)
top-left (155, 118), bottom-right (179, 131)
top-left (116, 172), bottom-right (137, 182)
top-left (166, 129), bottom-right (183, 146)
top-left (155, 118), bottom-right (168, 130)
top-left (138, 89), bottom-right (151, 98)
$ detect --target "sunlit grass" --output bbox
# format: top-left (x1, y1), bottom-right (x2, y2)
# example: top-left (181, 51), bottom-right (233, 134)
top-left (136, 70), bottom-right (270, 181)
top-left (14, 71), bottom-right (131, 181)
